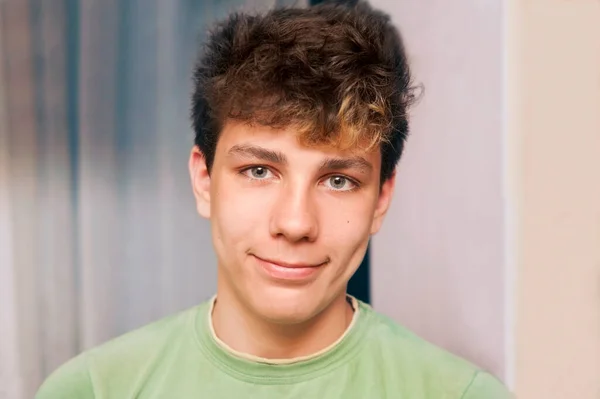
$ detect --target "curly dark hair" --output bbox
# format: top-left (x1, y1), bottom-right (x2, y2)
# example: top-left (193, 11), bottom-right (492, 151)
top-left (191, 1), bottom-right (417, 183)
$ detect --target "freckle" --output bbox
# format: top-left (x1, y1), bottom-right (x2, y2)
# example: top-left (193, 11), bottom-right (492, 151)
top-left (347, 220), bottom-right (350, 224)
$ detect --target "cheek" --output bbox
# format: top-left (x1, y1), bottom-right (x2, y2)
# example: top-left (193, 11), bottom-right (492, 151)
top-left (326, 192), bottom-right (376, 226)
top-left (320, 197), bottom-right (375, 251)
top-left (211, 181), bottom-right (269, 248)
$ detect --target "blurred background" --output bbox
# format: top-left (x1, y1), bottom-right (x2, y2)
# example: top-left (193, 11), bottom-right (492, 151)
top-left (1, 1), bottom-right (598, 398)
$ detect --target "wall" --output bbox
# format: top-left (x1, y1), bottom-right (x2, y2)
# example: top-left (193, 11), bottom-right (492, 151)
top-left (369, 0), bottom-right (507, 381)
top-left (0, 13), bottom-right (22, 397)
top-left (509, 0), bottom-right (600, 397)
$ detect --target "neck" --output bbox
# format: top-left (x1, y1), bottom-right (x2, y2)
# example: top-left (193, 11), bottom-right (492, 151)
top-left (211, 288), bottom-right (354, 360)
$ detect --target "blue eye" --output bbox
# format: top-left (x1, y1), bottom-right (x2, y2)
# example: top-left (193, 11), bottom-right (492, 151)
top-left (324, 176), bottom-right (357, 191)
top-left (243, 166), bottom-right (274, 180)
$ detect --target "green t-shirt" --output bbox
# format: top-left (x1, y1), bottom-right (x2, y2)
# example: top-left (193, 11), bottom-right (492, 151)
top-left (36, 298), bottom-right (512, 398)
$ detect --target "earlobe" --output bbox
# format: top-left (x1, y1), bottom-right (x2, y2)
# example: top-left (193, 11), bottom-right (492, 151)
top-left (189, 146), bottom-right (211, 219)
top-left (370, 170), bottom-right (396, 235)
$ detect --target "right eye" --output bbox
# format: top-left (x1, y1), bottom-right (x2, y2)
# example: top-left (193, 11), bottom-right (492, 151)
top-left (241, 166), bottom-right (275, 180)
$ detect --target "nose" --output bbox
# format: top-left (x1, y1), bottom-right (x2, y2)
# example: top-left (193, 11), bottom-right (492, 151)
top-left (269, 182), bottom-right (319, 243)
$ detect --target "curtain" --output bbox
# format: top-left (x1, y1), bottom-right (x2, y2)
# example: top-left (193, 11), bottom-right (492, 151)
top-left (0, 0), bottom-right (299, 397)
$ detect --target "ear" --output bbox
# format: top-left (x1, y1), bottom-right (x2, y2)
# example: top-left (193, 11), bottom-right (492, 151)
top-left (370, 170), bottom-right (396, 235)
top-left (189, 146), bottom-right (211, 219)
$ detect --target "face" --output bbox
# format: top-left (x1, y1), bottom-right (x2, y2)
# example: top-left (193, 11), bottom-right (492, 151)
top-left (190, 121), bottom-right (395, 324)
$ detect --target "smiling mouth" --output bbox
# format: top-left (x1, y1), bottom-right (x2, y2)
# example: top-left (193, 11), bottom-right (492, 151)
top-left (251, 255), bottom-right (328, 281)
top-left (253, 255), bottom-right (327, 269)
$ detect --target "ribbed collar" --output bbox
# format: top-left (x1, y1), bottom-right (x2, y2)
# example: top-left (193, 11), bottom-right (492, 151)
top-left (193, 296), bottom-right (372, 385)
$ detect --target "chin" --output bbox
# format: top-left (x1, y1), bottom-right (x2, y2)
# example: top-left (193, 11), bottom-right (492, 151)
top-left (249, 284), bottom-right (324, 325)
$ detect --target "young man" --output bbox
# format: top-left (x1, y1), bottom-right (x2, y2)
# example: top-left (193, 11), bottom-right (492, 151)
top-left (37, 2), bottom-right (512, 398)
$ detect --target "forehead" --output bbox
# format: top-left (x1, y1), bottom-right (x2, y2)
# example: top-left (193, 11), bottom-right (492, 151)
top-left (216, 120), bottom-right (382, 165)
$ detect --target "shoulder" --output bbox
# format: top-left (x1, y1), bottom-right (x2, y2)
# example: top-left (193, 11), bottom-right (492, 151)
top-left (462, 371), bottom-right (514, 399)
top-left (357, 302), bottom-right (512, 398)
top-left (36, 303), bottom-right (206, 398)
top-left (84, 303), bottom-right (200, 367)
top-left (35, 353), bottom-right (94, 399)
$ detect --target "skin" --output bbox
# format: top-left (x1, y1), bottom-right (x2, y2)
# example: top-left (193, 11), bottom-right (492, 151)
top-left (189, 120), bottom-right (395, 359)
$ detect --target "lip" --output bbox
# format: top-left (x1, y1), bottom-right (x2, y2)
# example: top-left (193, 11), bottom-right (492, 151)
top-left (252, 255), bottom-right (325, 282)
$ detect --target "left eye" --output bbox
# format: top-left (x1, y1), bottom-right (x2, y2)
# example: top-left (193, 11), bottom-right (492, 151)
top-left (323, 176), bottom-right (356, 191)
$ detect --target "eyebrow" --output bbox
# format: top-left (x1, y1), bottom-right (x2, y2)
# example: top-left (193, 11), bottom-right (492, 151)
top-left (318, 157), bottom-right (373, 174)
top-left (227, 144), bottom-right (287, 164)
top-left (227, 144), bottom-right (373, 174)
